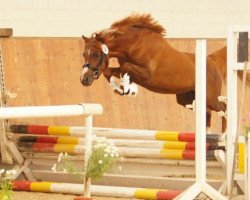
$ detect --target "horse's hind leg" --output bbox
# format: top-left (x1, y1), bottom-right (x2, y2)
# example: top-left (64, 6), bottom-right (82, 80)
top-left (176, 91), bottom-right (212, 132)
top-left (222, 116), bottom-right (227, 133)
top-left (206, 111), bottom-right (212, 134)
top-left (103, 67), bottom-right (124, 95)
top-left (207, 95), bottom-right (227, 133)
top-left (212, 95), bottom-right (227, 134)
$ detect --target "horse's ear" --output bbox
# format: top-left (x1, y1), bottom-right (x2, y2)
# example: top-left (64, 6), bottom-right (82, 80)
top-left (95, 34), bottom-right (104, 43)
top-left (82, 35), bottom-right (89, 43)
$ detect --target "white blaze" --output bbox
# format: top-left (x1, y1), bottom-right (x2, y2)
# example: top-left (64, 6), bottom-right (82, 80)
top-left (80, 67), bottom-right (89, 81)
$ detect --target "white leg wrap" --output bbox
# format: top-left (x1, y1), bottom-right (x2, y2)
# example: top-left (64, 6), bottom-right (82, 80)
top-left (109, 76), bottom-right (123, 94)
top-left (127, 83), bottom-right (138, 97)
top-left (109, 74), bottom-right (139, 96)
top-left (120, 73), bottom-right (131, 93)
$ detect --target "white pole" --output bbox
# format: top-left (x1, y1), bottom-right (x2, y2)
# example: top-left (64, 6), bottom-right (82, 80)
top-left (0, 104), bottom-right (103, 119)
top-left (175, 40), bottom-right (206, 200)
top-left (226, 27), bottom-right (238, 195)
top-left (83, 115), bottom-right (93, 198)
top-left (195, 39), bottom-right (207, 186)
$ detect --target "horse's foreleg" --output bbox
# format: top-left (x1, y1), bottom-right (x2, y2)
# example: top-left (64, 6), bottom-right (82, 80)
top-left (119, 73), bottom-right (138, 96)
top-left (120, 62), bottom-right (151, 96)
top-left (103, 67), bottom-right (138, 96)
top-left (121, 62), bottom-right (151, 81)
top-left (103, 67), bottom-right (124, 95)
top-left (103, 67), bottom-right (121, 80)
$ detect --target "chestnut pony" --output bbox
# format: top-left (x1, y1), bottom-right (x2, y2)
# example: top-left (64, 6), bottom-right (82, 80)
top-left (80, 14), bottom-right (227, 132)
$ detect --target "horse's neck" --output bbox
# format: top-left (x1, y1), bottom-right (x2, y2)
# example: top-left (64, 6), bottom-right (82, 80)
top-left (106, 40), bottom-right (128, 59)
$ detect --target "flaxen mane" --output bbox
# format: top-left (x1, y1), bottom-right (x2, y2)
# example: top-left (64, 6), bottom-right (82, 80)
top-left (111, 14), bottom-right (166, 35)
top-left (98, 14), bottom-right (166, 40)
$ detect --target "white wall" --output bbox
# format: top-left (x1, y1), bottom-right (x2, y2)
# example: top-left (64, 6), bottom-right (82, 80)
top-left (0, 0), bottom-right (250, 38)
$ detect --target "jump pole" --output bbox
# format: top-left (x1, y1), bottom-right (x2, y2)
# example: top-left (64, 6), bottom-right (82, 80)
top-left (12, 180), bottom-right (182, 199)
top-left (8, 124), bottom-right (222, 142)
top-left (0, 104), bottom-right (102, 118)
top-left (175, 40), bottom-right (227, 200)
top-left (0, 103), bottom-right (103, 198)
top-left (13, 136), bottom-right (224, 150)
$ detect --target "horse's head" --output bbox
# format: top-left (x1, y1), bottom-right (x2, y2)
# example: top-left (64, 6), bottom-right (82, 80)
top-left (80, 34), bottom-right (109, 86)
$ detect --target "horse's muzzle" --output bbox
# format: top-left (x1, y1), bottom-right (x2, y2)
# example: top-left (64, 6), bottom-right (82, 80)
top-left (80, 75), bottom-right (93, 86)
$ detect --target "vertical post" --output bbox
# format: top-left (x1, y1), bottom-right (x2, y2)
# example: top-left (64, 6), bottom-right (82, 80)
top-left (83, 115), bottom-right (93, 198)
top-left (195, 39), bottom-right (207, 186)
top-left (0, 44), bottom-right (12, 164)
top-left (246, 133), bottom-right (249, 200)
top-left (227, 28), bottom-right (238, 195)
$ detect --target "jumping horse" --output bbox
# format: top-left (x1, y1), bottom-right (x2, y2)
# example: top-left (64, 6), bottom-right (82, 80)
top-left (80, 14), bottom-right (227, 132)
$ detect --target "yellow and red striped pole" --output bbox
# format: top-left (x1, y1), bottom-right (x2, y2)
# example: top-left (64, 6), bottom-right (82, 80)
top-left (13, 135), bottom-right (224, 150)
top-left (12, 180), bottom-right (182, 200)
top-left (17, 141), bottom-right (216, 160)
top-left (9, 124), bottom-right (222, 142)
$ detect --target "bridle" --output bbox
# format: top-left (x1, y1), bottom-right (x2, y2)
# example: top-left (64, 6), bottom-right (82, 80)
top-left (83, 52), bottom-right (107, 78)
top-left (83, 39), bottom-right (109, 79)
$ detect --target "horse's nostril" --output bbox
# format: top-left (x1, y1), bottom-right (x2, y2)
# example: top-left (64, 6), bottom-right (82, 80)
top-left (84, 77), bottom-right (89, 84)
top-left (80, 75), bottom-right (92, 86)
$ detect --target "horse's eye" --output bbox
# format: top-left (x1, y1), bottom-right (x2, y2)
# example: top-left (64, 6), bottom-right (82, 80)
top-left (93, 52), bottom-right (99, 58)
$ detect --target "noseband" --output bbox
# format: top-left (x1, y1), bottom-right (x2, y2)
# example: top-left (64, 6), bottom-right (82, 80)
top-left (83, 52), bottom-right (107, 78)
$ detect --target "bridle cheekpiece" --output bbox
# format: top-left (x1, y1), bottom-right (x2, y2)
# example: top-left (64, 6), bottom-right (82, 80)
top-left (83, 43), bottom-right (109, 79)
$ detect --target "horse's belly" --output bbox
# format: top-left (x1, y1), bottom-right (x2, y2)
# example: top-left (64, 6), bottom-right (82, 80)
top-left (145, 64), bottom-right (195, 94)
top-left (137, 79), bottom-right (194, 94)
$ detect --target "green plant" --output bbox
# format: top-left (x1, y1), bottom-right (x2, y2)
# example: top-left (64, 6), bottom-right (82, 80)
top-left (86, 136), bottom-right (119, 180)
top-left (52, 152), bottom-right (81, 174)
top-left (0, 169), bottom-right (16, 200)
top-left (52, 136), bottom-right (119, 181)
